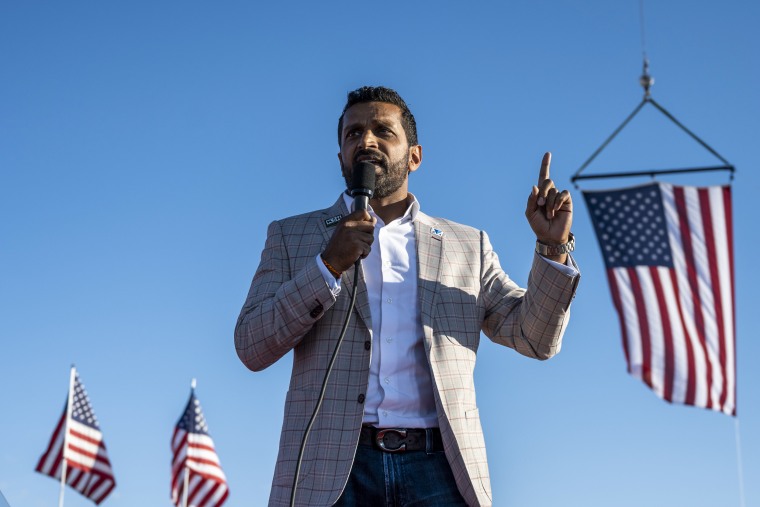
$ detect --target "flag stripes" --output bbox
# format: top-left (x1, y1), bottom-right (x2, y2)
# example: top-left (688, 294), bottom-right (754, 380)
top-left (170, 390), bottom-right (229, 507)
top-left (35, 370), bottom-right (116, 504)
top-left (584, 183), bottom-right (736, 415)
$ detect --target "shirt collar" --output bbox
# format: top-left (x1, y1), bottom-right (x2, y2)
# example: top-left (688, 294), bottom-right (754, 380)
top-left (341, 192), bottom-right (420, 224)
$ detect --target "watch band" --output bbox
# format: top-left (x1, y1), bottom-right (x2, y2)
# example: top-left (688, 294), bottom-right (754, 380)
top-left (535, 232), bottom-right (575, 256)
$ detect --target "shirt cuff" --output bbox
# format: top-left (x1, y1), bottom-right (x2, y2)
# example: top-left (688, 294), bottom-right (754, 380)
top-left (538, 254), bottom-right (578, 277)
top-left (315, 254), bottom-right (342, 295)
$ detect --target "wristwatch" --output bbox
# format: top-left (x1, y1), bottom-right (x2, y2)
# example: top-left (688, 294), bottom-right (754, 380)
top-left (535, 232), bottom-right (575, 256)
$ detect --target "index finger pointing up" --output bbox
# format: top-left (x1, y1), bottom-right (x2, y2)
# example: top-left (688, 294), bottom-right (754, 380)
top-left (538, 152), bottom-right (551, 185)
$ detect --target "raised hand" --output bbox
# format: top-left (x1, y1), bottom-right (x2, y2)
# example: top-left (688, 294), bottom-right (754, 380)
top-left (524, 152), bottom-right (573, 249)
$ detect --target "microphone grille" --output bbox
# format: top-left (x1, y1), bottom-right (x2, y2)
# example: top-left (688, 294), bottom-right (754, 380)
top-left (351, 162), bottom-right (376, 194)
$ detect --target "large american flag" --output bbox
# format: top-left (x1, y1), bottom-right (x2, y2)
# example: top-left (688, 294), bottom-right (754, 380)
top-left (171, 389), bottom-right (229, 507)
top-left (583, 182), bottom-right (736, 415)
top-left (35, 369), bottom-right (117, 504)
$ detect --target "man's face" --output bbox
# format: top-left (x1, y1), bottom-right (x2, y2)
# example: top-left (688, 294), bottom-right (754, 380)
top-left (338, 102), bottom-right (420, 199)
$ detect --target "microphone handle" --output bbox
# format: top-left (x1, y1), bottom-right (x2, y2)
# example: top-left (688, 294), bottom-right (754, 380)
top-left (354, 194), bottom-right (370, 212)
top-left (353, 193), bottom-right (372, 266)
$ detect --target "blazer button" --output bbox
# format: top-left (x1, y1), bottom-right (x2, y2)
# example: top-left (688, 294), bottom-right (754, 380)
top-left (309, 304), bottom-right (324, 318)
top-left (357, 393), bottom-right (365, 404)
top-left (364, 340), bottom-right (371, 351)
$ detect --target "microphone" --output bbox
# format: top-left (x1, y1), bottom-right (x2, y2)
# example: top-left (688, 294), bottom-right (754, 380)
top-left (350, 162), bottom-right (376, 212)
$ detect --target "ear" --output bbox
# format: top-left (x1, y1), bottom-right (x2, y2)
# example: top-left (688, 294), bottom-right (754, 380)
top-left (407, 145), bottom-right (423, 174)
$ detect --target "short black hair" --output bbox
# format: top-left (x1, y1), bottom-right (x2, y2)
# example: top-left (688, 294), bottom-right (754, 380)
top-left (337, 86), bottom-right (418, 147)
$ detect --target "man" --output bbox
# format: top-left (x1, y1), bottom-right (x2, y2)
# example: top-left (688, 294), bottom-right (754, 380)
top-left (235, 86), bottom-right (579, 506)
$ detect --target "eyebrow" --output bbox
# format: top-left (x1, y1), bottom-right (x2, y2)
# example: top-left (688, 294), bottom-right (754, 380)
top-left (342, 118), bottom-right (397, 135)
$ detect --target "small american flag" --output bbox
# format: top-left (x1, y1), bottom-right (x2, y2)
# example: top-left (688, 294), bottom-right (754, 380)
top-left (35, 368), bottom-right (116, 504)
top-left (583, 182), bottom-right (736, 415)
top-left (171, 387), bottom-right (229, 507)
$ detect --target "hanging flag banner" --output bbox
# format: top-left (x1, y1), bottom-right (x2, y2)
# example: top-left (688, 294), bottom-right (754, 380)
top-left (171, 386), bottom-right (229, 507)
top-left (583, 182), bottom-right (736, 416)
top-left (35, 367), bottom-right (117, 504)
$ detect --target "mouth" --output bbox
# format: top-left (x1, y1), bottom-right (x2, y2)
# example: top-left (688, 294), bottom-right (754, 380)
top-left (354, 151), bottom-right (386, 169)
top-left (359, 161), bottom-right (383, 172)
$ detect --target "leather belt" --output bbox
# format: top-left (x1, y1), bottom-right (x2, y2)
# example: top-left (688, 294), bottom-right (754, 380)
top-left (359, 425), bottom-right (444, 453)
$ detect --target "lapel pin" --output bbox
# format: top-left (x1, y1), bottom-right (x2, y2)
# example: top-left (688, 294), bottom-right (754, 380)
top-left (431, 227), bottom-right (444, 240)
top-left (324, 214), bottom-right (343, 228)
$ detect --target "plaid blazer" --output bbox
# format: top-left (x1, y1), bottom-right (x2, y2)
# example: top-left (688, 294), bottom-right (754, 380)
top-left (235, 195), bottom-right (579, 506)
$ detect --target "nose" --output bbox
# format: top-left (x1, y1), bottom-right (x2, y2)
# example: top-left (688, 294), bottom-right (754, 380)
top-left (358, 130), bottom-right (379, 149)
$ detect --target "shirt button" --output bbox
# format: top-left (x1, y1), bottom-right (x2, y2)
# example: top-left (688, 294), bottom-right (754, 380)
top-left (309, 303), bottom-right (323, 318)
top-left (386, 297), bottom-right (392, 303)
top-left (382, 410), bottom-right (388, 416)
top-left (386, 338), bottom-right (392, 343)
top-left (364, 340), bottom-right (371, 351)
top-left (357, 394), bottom-right (365, 404)
top-left (384, 377), bottom-right (390, 384)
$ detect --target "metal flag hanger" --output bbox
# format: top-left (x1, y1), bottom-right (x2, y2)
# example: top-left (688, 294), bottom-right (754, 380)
top-left (570, 2), bottom-right (735, 188)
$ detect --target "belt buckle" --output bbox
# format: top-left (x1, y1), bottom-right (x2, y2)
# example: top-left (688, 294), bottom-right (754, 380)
top-left (375, 428), bottom-right (407, 453)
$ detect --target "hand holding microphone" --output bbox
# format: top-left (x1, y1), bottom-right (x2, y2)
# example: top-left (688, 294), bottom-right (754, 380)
top-left (321, 162), bottom-right (377, 274)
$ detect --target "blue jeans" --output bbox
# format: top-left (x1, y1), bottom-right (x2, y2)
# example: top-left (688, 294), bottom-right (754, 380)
top-left (334, 443), bottom-right (468, 506)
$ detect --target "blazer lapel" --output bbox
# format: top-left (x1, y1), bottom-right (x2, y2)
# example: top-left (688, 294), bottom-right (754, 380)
top-left (320, 194), bottom-right (372, 332)
top-left (414, 213), bottom-right (444, 350)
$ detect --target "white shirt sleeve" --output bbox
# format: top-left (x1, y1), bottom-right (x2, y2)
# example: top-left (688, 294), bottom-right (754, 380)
top-left (315, 254), bottom-right (342, 296)
top-left (538, 254), bottom-right (579, 277)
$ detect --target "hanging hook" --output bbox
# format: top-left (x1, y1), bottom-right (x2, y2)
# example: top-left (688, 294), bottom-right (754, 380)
top-left (640, 57), bottom-right (654, 98)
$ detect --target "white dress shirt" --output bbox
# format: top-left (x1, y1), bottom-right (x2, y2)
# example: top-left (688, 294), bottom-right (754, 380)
top-left (316, 192), bottom-right (577, 429)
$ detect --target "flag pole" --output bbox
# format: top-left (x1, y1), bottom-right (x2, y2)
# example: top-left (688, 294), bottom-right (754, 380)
top-left (735, 418), bottom-right (746, 507)
top-left (182, 467), bottom-right (189, 507)
top-left (182, 378), bottom-right (197, 507)
top-left (59, 365), bottom-right (76, 507)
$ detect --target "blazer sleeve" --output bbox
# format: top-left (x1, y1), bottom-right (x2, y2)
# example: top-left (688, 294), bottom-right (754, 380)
top-left (234, 220), bottom-right (338, 371)
top-left (479, 230), bottom-right (580, 360)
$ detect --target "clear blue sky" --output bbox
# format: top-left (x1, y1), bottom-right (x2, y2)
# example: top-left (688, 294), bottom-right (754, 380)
top-left (2, 1), bottom-right (758, 506)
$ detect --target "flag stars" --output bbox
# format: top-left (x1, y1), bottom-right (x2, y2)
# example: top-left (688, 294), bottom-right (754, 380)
top-left (178, 394), bottom-right (212, 435)
top-left (584, 184), bottom-right (674, 269)
top-left (69, 375), bottom-right (102, 429)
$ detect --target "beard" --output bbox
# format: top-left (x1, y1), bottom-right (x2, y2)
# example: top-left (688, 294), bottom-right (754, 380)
top-left (343, 148), bottom-right (410, 199)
